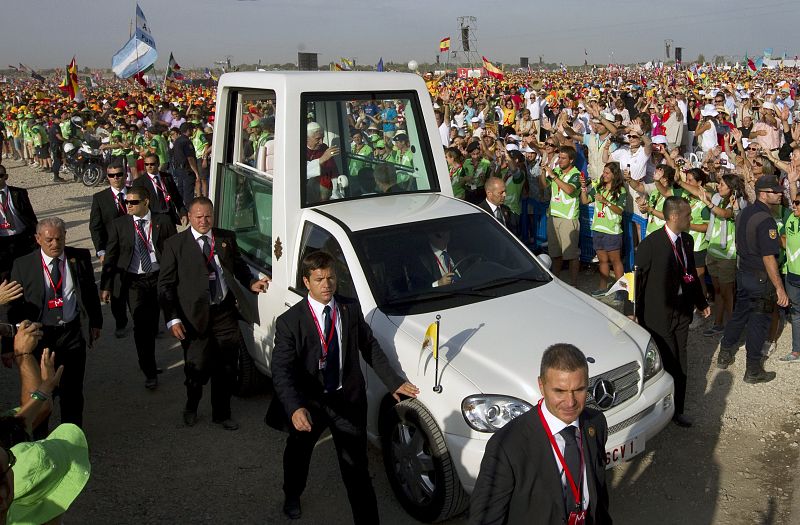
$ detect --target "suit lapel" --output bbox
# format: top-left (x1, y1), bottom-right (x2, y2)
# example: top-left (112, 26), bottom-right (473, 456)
top-left (64, 250), bottom-right (82, 310)
top-left (338, 299), bottom-right (350, 363)
top-left (580, 413), bottom-right (598, 516)
top-left (151, 217), bottom-right (160, 248)
top-left (29, 252), bottom-right (45, 308)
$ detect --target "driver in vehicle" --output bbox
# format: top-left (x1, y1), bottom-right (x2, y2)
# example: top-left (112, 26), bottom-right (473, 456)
top-left (306, 122), bottom-right (339, 202)
top-left (404, 230), bottom-right (464, 290)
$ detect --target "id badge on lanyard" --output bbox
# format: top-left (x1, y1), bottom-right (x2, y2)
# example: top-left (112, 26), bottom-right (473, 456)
top-left (568, 510), bottom-right (587, 525)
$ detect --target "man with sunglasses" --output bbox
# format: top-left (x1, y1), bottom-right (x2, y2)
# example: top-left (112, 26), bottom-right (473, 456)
top-left (100, 186), bottom-right (177, 389)
top-left (131, 153), bottom-right (187, 227)
top-left (717, 175), bottom-right (786, 383)
top-left (89, 160), bottom-right (130, 338)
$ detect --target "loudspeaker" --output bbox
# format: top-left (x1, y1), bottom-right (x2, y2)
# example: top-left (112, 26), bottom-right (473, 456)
top-left (298, 52), bottom-right (318, 71)
top-left (520, 57), bottom-right (529, 68)
top-left (461, 27), bottom-right (470, 52)
top-left (675, 47), bottom-right (683, 64)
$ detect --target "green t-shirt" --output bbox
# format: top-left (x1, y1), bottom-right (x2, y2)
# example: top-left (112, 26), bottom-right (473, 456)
top-left (450, 166), bottom-right (466, 199)
top-left (646, 187), bottom-right (685, 236)
top-left (706, 194), bottom-right (737, 260)
top-left (462, 158), bottom-right (491, 190)
top-left (688, 197), bottom-right (710, 252)
top-left (784, 211), bottom-right (800, 276)
top-left (349, 142), bottom-right (372, 178)
top-left (504, 168), bottom-right (525, 215)
top-left (588, 185), bottom-right (627, 235)
top-left (549, 166), bottom-right (581, 220)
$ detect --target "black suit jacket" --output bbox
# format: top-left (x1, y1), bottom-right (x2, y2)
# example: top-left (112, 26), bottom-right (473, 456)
top-left (477, 199), bottom-right (513, 228)
top-left (100, 213), bottom-right (177, 290)
top-left (157, 228), bottom-right (256, 334)
top-left (5, 185), bottom-right (37, 234)
top-left (265, 295), bottom-right (406, 431)
top-left (131, 171), bottom-right (186, 225)
top-left (469, 407), bottom-right (612, 525)
top-left (89, 187), bottom-right (127, 255)
top-left (634, 228), bottom-right (707, 335)
top-left (8, 247), bottom-right (103, 342)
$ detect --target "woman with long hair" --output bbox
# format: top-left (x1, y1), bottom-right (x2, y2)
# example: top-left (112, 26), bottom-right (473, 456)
top-left (581, 161), bottom-right (627, 296)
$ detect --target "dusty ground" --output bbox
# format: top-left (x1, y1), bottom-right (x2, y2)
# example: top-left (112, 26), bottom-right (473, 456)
top-left (1, 158), bottom-right (799, 524)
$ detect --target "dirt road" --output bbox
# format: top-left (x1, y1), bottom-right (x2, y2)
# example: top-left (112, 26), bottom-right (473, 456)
top-left (1, 159), bottom-right (798, 524)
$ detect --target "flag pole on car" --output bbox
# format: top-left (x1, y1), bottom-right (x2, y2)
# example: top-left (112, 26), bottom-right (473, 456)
top-left (423, 315), bottom-right (443, 393)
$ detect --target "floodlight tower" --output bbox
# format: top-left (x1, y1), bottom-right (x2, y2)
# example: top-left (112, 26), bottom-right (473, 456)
top-left (456, 16), bottom-right (480, 67)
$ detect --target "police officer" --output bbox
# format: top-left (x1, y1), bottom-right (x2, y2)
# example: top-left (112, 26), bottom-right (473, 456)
top-left (716, 175), bottom-right (787, 383)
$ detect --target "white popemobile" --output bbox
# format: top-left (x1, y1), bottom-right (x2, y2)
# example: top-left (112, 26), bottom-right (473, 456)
top-left (208, 71), bottom-right (674, 522)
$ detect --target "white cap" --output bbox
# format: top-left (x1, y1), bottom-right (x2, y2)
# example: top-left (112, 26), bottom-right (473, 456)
top-left (762, 101), bottom-right (777, 111)
top-left (505, 143), bottom-right (520, 151)
top-left (521, 145), bottom-right (535, 153)
top-left (700, 104), bottom-right (718, 117)
top-left (651, 135), bottom-right (668, 145)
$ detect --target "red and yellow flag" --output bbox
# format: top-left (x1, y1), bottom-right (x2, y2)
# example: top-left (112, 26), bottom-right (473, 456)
top-left (58, 56), bottom-right (80, 100)
top-left (482, 56), bottom-right (504, 80)
top-left (439, 37), bottom-right (450, 52)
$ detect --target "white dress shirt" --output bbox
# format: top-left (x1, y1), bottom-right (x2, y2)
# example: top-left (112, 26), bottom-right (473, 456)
top-left (430, 245), bottom-right (457, 287)
top-left (41, 249), bottom-right (77, 324)
top-left (128, 211), bottom-right (159, 274)
top-left (307, 294), bottom-right (343, 390)
top-left (540, 401), bottom-right (590, 511)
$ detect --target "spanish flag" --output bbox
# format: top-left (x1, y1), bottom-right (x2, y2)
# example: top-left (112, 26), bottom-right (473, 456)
top-left (422, 321), bottom-right (439, 359)
top-left (439, 37), bottom-right (450, 52)
top-left (58, 56), bottom-right (80, 100)
top-left (482, 56), bottom-right (504, 80)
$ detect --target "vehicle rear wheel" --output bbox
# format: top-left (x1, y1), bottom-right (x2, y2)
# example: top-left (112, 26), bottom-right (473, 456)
top-left (234, 343), bottom-right (267, 397)
top-left (381, 399), bottom-right (469, 522)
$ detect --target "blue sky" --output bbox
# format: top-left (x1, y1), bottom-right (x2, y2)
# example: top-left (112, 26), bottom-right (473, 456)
top-left (4, 0), bottom-right (799, 69)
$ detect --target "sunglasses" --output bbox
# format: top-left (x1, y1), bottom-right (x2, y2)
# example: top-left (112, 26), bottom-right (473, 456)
top-left (144, 162), bottom-right (158, 166)
top-left (753, 161), bottom-right (764, 167)
top-left (793, 200), bottom-right (800, 206)
top-left (545, 143), bottom-right (556, 147)
top-left (107, 172), bottom-right (125, 178)
top-left (1, 447), bottom-right (15, 479)
top-left (124, 199), bottom-right (142, 205)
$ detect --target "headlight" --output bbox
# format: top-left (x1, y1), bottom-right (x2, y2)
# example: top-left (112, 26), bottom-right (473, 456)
top-left (461, 395), bottom-right (533, 432)
top-left (643, 338), bottom-right (662, 382)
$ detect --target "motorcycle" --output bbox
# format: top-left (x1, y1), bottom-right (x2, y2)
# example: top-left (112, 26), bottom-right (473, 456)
top-left (63, 135), bottom-right (106, 187)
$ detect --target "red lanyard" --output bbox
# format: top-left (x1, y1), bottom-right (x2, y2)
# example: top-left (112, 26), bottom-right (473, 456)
top-left (667, 229), bottom-right (689, 276)
top-left (204, 234), bottom-right (215, 266)
top-left (433, 251), bottom-right (453, 274)
top-left (151, 175), bottom-right (168, 197)
top-left (448, 165), bottom-right (461, 180)
top-left (133, 218), bottom-right (153, 253)
top-left (307, 301), bottom-right (337, 357)
top-left (114, 191), bottom-right (126, 214)
top-left (536, 400), bottom-right (584, 509)
top-left (40, 255), bottom-right (64, 295)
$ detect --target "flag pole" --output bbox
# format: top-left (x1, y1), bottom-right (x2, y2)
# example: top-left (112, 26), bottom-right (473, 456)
top-left (433, 314), bottom-right (442, 393)
top-left (632, 265), bottom-right (638, 320)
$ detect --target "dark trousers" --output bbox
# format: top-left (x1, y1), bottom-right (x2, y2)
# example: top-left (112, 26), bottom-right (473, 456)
top-left (125, 271), bottom-right (160, 379)
top-left (110, 274), bottom-right (129, 331)
top-left (35, 320), bottom-right (86, 434)
top-left (51, 145), bottom-right (62, 176)
top-left (181, 296), bottom-right (240, 420)
top-left (648, 311), bottom-right (690, 415)
top-left (721, 271), bottom-right (774, 363)
top-left (283, 392), bottom-right (379, 525)
top-left (172, 167), bottom-right (195, 207)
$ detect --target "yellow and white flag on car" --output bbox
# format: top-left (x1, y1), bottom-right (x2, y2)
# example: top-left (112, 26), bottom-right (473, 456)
top-left (422, 321), bottom-right (439, 360)
top-left (605, 272), bottom-right (635, 301)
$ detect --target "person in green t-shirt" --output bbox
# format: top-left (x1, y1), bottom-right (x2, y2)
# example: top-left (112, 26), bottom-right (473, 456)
top-left (540, 145), bottom-right (582, 286)
top-left (580, 162), bottom-right (626, 296)
top-left (348, 130), bottom-right (373, 179)
top-left (636, 165), bottom-right (684, 236)
top-left (445, 147), bottom-right (466, 200)
top-left (680, 173), bottom-right (745, 337)
top-left (781, 168), bottom-right (800, 361)
top-left (462, 141), bottom-right (491, 203)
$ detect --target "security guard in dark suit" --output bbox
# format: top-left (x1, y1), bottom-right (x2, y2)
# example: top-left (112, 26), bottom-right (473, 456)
top-left (717, 175), bottom-right (786, 383)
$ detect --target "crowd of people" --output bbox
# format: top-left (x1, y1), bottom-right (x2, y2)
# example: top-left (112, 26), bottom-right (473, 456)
top-left (1, 63), bottom-right (800, 522)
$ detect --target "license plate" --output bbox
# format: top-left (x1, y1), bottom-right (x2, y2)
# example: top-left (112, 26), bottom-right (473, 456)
top-left (604, 434), bottom-right (645, 469)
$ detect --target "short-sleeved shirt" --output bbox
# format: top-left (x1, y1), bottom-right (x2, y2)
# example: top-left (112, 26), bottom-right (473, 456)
top-left (588, 185), bottom-right (627, 234)
top-left (548, 166), bottom-right (581, 219)
top-left (171, 134), bottom-right (196, 170)
top-left (735, 200), bottom-right (780, 272)
top-left (381, 107), bottom-right (398, 133)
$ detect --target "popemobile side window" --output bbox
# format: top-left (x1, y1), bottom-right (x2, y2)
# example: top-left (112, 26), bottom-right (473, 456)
top-left (295, 222), bottom-right (357, 301)
top-left (216, 164), bottom-right (273, 273)
top-left (235, 92), bottom-right (276, 173)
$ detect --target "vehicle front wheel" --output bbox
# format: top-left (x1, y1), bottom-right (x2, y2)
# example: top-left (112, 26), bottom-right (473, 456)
top-left (234, 343), bottom-right (267, 397)
top-left (381, 399), bottom-right (469, 523)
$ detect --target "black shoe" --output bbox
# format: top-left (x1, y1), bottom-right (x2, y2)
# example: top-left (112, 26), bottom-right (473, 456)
top-left (716, 348), bottom-right (735, 369)
top-left (182, 410), bottom-right (198, 427)
top-left (145, 377), bottom-right (158, 390)
top-left (743, 367), bottom-right (777, 384)
top-left (52, 176), bottom-right (66, 183)
top-left (156, 368), bottom-right (164, 375)
top-left (283, 498), bottom-right (301, 519)
top-left (212, 418), bottom-right (239, 431)
top-left (672, 414), bottom-right (692, 428)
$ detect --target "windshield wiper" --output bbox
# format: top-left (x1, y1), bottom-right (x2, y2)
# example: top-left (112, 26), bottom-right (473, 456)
top-left (471, 274), bottom-right (550, 292)
top-left (386, 287), bottom-right (495, 306)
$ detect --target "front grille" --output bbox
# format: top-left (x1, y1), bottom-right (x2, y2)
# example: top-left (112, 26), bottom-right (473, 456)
top-left (608, 404), bottom-right (655, 435)
top-left (587, 361), bottom-right (640, 411)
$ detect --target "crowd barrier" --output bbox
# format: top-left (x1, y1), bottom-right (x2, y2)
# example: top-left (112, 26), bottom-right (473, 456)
top-left (519, 199), bottom-right (648, 272)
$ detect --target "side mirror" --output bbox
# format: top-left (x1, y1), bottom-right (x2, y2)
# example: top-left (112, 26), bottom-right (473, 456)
top-left (537, 254), bottom-right (552, 269)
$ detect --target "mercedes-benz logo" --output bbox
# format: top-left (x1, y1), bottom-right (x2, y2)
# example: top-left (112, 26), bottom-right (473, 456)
top-left (592, 379), bottom-right (617, 410)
